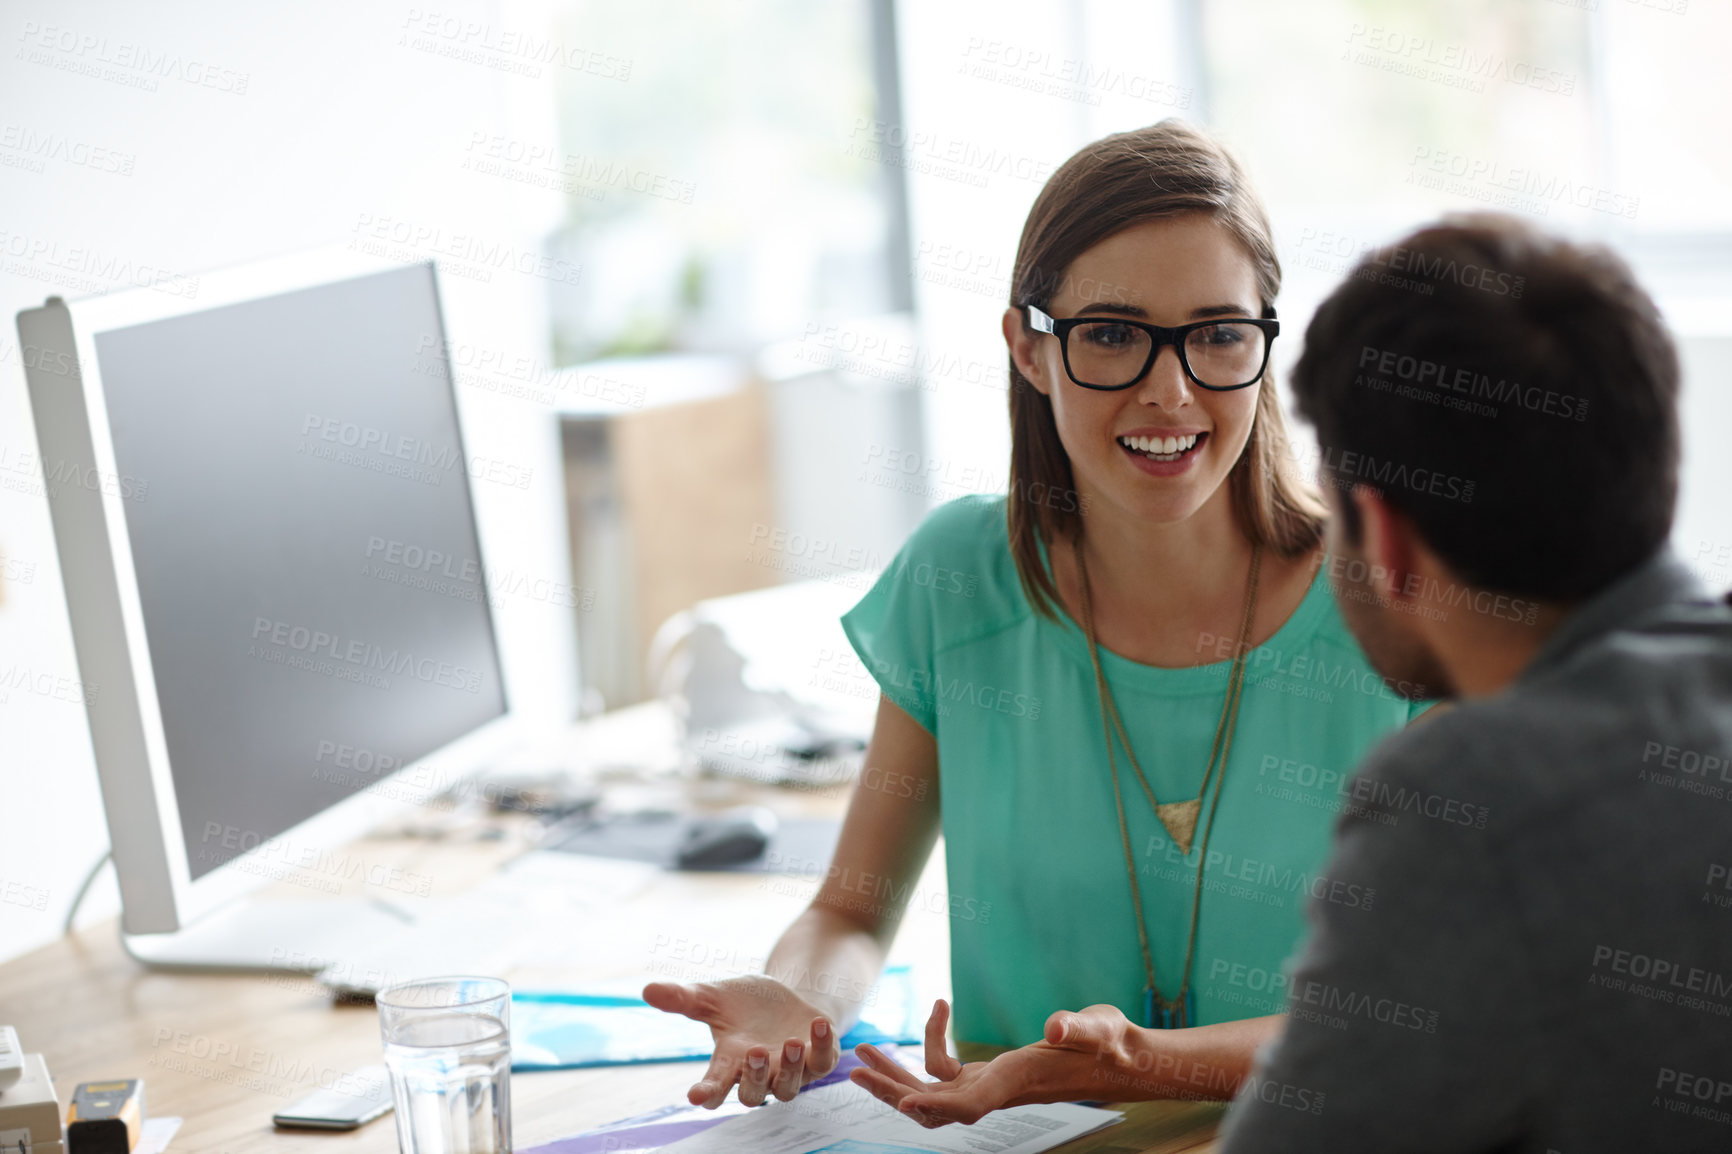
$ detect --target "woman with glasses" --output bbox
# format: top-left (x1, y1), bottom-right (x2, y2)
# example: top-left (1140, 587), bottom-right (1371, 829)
top-left (645, 119), bottom-right (1430, 1118)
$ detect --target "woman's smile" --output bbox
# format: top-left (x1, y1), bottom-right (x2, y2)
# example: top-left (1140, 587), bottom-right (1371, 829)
top-left (1116, 427), bottom-right (1210, 476)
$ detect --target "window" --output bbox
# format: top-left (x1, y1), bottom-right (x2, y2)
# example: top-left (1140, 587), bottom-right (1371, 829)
top-left (1202, 0), bottom-right (1598, 223)
top-left (546, 0), bottom-right (895, 363)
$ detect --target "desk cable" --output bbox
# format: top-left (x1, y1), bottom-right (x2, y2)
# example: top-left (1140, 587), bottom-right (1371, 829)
top-left (62, 848), bottom-right (111, 936)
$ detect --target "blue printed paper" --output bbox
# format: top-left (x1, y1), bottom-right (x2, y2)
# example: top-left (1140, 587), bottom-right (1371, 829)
top-left (510, 966), bottom-right (920, 1071)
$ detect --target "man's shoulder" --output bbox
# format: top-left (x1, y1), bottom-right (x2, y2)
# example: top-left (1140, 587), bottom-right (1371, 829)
top-left (1339, 709), bottom-right (1504, 842)
top-left (1350, 608), bottom-right (1732, 832)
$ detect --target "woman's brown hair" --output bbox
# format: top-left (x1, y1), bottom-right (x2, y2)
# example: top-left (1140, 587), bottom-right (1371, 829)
top-left (1007, 119), bottom-right (1325, 618)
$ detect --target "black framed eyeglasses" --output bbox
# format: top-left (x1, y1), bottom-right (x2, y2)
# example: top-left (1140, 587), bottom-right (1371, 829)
top-left (1025, 304), bottom-right (1279, 391)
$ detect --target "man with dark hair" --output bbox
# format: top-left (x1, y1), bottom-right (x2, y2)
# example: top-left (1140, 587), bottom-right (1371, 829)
top-left (1218, 214), bottom-right (1732, 1152)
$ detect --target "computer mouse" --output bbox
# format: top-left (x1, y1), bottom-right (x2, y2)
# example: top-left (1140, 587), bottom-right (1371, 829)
top-left (675, 806), bottom-right (777, 870)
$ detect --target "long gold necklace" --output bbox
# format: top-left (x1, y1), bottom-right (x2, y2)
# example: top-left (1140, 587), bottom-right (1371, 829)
top-left (1074, 536), bottom-right (1262, 1029)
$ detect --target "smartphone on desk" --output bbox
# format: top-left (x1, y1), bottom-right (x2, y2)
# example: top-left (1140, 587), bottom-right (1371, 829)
top-left (272, 1065), bottom-right (394, 1130)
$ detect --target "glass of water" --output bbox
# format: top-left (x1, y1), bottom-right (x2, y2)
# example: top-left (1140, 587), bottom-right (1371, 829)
top-left (378, 976), bottom-right (512, 1154)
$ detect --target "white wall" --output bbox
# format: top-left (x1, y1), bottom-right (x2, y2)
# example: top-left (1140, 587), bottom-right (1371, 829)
top-left (0, 0), bottom-right (582, 964)
top-left (1672, 332), bottom-right (1732, 594)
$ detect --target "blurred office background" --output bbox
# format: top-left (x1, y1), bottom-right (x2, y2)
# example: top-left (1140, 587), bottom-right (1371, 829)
top-left (2, 0), bottom-right (1728, 965)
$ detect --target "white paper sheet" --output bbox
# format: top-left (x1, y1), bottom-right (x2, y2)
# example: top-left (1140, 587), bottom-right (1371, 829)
top-left (137, 1116), bottom-right (183, 1154)
top-left (656, 1080), bottom-right (1120, 1154)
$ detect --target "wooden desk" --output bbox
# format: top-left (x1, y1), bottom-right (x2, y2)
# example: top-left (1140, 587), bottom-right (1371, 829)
top-left (0, 715), bottom-right (1221, 1152)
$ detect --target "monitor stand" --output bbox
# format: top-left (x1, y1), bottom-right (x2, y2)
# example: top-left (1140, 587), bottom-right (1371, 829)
top-left (120, 897), bottom-right (427, 975)
top-left (114, 851), bottom-right (643, 990)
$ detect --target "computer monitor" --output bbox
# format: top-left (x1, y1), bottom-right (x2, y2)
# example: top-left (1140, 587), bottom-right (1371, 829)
top-left (19, 251), bottom-right (521, 968)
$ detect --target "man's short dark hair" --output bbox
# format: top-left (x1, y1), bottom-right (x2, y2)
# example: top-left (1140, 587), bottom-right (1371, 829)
top-left (1290, 213), bottom-right (1680, 602)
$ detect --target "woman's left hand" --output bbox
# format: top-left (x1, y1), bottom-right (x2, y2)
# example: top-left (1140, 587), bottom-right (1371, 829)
top-left (849, 998), bottom-right (1163, 1128)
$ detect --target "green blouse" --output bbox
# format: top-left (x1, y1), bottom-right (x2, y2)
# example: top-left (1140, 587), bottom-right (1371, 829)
top-left (841, 495), bottom-right (1426, 1047)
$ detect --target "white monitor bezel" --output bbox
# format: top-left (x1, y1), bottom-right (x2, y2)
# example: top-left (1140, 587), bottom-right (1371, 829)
top-left (42, 248), bottom-right (521, 934)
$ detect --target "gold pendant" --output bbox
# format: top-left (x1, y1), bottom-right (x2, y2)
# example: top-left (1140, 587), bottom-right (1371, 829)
top-left (1157, 799), bottom-right (1202, 855)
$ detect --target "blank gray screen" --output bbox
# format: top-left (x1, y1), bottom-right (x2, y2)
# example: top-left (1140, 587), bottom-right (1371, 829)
top-left (94, 264), bottom-right (507, 880)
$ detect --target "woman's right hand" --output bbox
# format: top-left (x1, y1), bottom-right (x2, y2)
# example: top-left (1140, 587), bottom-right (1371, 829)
top-left (644, 699), bottom-right (939, 1109)
top-left (643, 976), bottom-right (841, 1108)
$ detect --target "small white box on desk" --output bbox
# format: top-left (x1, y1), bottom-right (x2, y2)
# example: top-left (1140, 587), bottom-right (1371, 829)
top-left (0, 1051), bottom-right (66, 1151)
